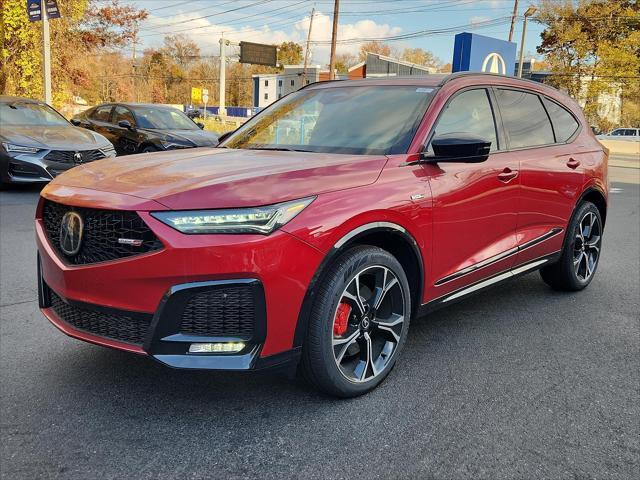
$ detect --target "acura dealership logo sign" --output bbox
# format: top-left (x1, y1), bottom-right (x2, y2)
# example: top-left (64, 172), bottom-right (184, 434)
top-left (481, 52), bottom-right (507, 75)
top-left (59, 211), bottom-right (84, 256)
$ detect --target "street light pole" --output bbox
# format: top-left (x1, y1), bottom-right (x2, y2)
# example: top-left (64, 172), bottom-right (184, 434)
top-left (517, 6), bottom-right (537, 78)
top-left (42, 4), bottom-right (52, 104)
top-left (219, 36), bottom-right (227, 117)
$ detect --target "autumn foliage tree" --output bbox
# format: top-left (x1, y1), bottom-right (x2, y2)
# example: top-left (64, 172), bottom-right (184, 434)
top-left (536, 0), bottom-right (640, 127)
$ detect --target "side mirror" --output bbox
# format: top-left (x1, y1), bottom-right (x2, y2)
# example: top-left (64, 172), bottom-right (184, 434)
top-left (196, 122), bottom-right (205, 129)
top-left (425, 133), bottom-right (491, 163)
top-left (118, 120), bottom-right (134, 130)
top-left (216, 130), bottom-right (235, 144)
top-left (70, 118), bottom-right (81, 126)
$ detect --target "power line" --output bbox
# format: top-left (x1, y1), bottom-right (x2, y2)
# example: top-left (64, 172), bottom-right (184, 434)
top-left (140, 0), bottom-right (309, 36)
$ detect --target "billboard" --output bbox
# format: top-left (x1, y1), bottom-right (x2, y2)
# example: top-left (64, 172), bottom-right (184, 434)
top-left (452, 33), bottom-right (517, 76)
top-left (239, 42), bottom-right (278, 67)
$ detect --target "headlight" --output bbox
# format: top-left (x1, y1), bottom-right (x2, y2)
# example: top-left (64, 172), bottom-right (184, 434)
top-left (2, 143), bottom-right (42, 156)
top-left (151, 197), bottom-right (315, 234)
top-left (160, 140), bottom-right (191, 150)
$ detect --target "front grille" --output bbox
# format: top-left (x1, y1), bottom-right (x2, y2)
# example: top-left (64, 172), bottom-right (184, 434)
top-left (44, 149), bottom-right (106, 164)
top-left (42, 200), bottom-right (163, 265)
top-left (179, 286), bottom-right (255, 338)
top-left (49, 290), bottom-right (152, 346)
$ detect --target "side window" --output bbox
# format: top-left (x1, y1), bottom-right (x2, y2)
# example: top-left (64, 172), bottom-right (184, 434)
top-left (611, 129), bottom-right (623, 136)
top-left (496, 89), bottom-right (554, 148)
top-left (113, 106), bottom-right (135, 126)
top-left (91, 105), bottom-right (112, 122)
top-left (543, 98), bottom-right (579, 143)
top-left (430, 88), bottom-right (499, 152)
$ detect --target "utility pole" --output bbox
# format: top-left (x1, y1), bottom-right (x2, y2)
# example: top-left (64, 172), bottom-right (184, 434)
top-left (219, 36), bottom-right (227, 117)
top-left (328, 0), bottom-right (340, 80)
top-left (508, 0), bottom-right (519, 42)
top-left (42, 4), bottom-right (52, 104)
top-left (302, 7), bottom-right (315, 85)
top-left (132, 28), bottom-right (138, 102)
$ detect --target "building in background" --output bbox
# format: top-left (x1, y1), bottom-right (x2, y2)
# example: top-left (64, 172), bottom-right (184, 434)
top-left (252, 54), bottom-right (436, 109)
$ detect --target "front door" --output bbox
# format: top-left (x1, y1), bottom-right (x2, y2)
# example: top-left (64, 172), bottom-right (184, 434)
top-left (111, 106), bottom-right (140, 155)
top-left (423, 87), bottom-right (519, 300)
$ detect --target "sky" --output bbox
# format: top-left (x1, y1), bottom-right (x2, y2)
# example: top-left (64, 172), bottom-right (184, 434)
top-left (121, 0), bottom-right (547, 66)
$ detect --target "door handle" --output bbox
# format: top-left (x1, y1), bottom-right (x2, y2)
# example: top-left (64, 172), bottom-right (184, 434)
top-left (498, 167), bottom-right (518, 183)
top-left (566, 158), bottom-right (581, 169)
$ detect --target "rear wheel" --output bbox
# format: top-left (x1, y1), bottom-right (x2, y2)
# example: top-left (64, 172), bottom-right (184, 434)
top-left (300, 246), bottom-right (411, 397)
top-left (540, 201), bottom-right (603, 291)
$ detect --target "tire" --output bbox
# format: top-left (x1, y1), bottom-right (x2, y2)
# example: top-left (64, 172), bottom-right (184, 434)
top-left (141, 145), bottom-right (159, 153)
top-left (300, 246), bottom-right (412, 398)
top-left (540, 201), bottom-right (603, 291)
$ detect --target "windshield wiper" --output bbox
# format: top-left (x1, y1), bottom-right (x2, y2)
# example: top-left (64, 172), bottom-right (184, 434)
top-left (247, 146), bottom-right (313, 153)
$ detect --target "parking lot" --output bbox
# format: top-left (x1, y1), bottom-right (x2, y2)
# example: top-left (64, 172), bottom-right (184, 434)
top-left (1, 158), bottom-right (638, 479)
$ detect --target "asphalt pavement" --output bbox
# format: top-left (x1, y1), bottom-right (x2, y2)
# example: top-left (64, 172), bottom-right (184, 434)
top-left (1, 158), bottom-right (638, 479)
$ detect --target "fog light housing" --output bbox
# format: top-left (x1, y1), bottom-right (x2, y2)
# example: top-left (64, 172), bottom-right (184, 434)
top-left (188, 342), bottom-right (246, 354)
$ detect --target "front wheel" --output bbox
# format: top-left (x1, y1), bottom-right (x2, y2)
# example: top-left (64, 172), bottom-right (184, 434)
top-left (540, 201), bottom-right (603, 291)
top-left (300, 246), bottom-right (411, 397)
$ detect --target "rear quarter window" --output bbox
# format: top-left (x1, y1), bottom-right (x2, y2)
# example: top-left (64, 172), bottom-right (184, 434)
top-left (495, 89), bottom-right (554, 149)
top-left (543, 98), bottom-right (580, 143)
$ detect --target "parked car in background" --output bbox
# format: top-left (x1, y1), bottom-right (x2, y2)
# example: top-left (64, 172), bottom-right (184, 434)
top-left (36, 74), bottom-right (607, 397)
top-left (185, 107), bottom-right (205, 120)
top-left (72, 103), bottom-right (219, 155)
top-left (0, 96), bottom-right (115, 189)
top-left (597, 127), bottom-right (640, 142)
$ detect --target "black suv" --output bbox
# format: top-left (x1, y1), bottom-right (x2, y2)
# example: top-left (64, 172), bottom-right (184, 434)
top-left (72, 103), bottom-right (219, 156)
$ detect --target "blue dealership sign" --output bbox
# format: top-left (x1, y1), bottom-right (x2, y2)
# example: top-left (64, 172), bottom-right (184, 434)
top-left (27, 0), bottom-right (42, 21)
top-left (452, 33), bottom-right (517, 76)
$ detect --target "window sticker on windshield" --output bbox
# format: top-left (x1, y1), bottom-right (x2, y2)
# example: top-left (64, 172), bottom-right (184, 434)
top-left (416, 88), bottom-right (433, 93)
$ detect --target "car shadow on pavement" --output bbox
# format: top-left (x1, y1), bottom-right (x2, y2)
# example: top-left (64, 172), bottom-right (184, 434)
top-left (39, 271), bottom-right (577, 412)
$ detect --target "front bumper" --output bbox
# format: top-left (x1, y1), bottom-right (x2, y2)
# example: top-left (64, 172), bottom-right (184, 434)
top-left (36, 189), bottom-right (324, 369)
top-left (1, 148), bottom-right (116, 184)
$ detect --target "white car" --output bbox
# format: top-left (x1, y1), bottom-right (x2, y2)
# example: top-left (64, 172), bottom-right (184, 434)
top-left (597, 128), bottom-right (640, 142)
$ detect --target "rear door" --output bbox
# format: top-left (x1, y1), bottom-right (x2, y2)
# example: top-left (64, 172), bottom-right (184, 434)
top-left (494, 88), bottom-right (585, 266)
top-left (87, 105), bottom-right (114, 140)
top-left (423, 87), bottom-right (519, 300)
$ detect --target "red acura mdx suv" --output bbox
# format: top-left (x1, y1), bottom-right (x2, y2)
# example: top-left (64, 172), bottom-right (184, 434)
top-left (36, 73), bottom-right (608, 397)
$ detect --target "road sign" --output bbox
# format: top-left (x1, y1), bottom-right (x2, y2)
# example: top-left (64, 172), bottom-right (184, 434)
top-left (44, 0), bottom-right (61, 19)
top-left (27, 1), bottom-right (42, 21)
top-left (239, 42), bottom-right (278, 67)
top-left (191, 87), bottom-right (202, 103)
top-left (202, 93), bottom-right (209, 104)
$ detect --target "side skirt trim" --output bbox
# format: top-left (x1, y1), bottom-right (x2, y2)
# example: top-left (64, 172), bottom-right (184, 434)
top-left (418, 251), bottom-right (561, 316)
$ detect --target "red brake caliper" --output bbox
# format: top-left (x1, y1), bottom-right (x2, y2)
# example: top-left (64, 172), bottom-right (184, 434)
top-left (333, 303), bottom-right (352, 336)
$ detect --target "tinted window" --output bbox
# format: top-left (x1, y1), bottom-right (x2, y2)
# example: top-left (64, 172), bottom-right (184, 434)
top-left (91, 105), bottom-right (112, 122)
top-left (543, 98), bottom-right (579, 142)
top-left (113, 106), bottom-right (135, 126)
top-left (431, 88), bottom-right (498, 152)
top-left (132, 107), bottom-right (198, 130)
top-left (496, 89), bottom-right (554, 148)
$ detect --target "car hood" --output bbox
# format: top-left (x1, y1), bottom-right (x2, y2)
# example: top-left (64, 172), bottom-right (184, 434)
top-left (0, 125), bottom-right (110, 150)
top-left (140, 128), bottom-right (219, 147)
top-left (50, 148), bottom-right (388, 209)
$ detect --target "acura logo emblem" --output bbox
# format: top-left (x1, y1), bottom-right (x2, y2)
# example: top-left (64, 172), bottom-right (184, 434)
top-left (481, 52), bottom-right (507, 75)
top-left (59, 211), bottom-right (84, 256)
top-left (73, 152), bottom-right (83, 164)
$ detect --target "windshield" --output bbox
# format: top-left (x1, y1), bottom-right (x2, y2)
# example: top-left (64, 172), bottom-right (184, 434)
top-left (0, 102), bottom-right (69, 126)
top-left (132, 107), bottom-right (199, 130)
top-left (223, 85), bottom-right (436, 155)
